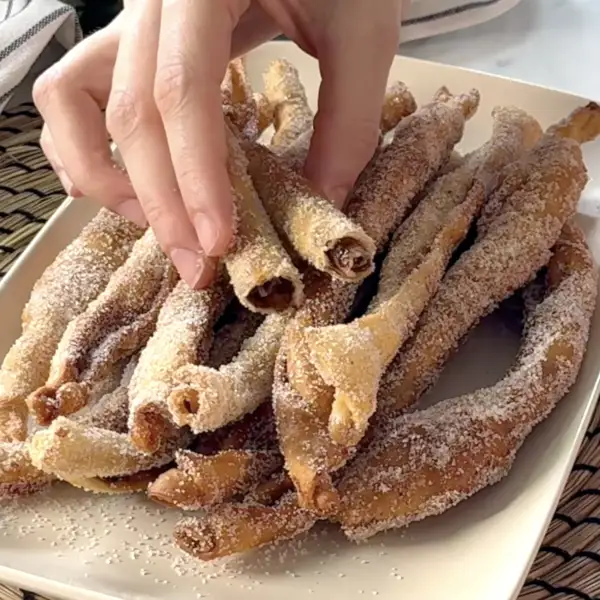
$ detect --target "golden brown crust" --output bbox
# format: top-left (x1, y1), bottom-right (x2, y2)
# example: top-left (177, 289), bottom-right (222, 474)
top-left (337, 222), bottom-right (598, 539)
top-left (246, 143), bottom-right (376, 281)
top-left (274, 88), bottom-right (481, 513)
top-left (304, 179), bottom-right (485, 447)
top-left (148, 449), bottom-right (282, 509)
top-left (224, 121), bottom-right (304, 313)
top-left (28, 412), bottom-right (182, 478)
top-left (128, 275), bottom-right (231, 454)
top-left (174, 493), bottom-right (317, 561)
top-left (379, 115), bottom-right (594, 416)
top-left (287, 106), bottom-right (537, 453)
top-left (263, 59), bottom-right (313, 151)
top-left (0, 210), bottom-right (142, 499)
top-left (380, 81), bottom-right (418, 133)
top-left (27, 229), bottom-right (177, 425)
top-left (0, 209), bottom-right (141, 442)
top-left (348, 87), bottom-right (480, 249)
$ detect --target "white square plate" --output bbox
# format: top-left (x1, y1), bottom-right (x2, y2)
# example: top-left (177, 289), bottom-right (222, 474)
top-left (1, 42), bottom-right (600, 600)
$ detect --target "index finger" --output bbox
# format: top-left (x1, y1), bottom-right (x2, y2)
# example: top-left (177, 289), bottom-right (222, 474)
top-left (154, 0), bottom-right (250, 257)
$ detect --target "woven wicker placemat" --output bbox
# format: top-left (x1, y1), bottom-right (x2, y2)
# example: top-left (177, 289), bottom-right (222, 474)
top-left (0, 105), bottom-right (599, 600)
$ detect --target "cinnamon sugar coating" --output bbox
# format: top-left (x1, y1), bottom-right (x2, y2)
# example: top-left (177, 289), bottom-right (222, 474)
top-left (338, 222), bottom-right (598, 539)
top-left (128, 275), bottom-right (231, 454)
top-left (274, 88), bottom-right (481, 513)
top-left (174, 493), bottom-right (316, 561)
top-left (263, 59), bottom-right (313, 151)
top-left (246, 143), bottom-right (376, 281)
top-left (27, 229), bottom-right (177, 425)
top-left (224, 122), bottom-right (304, 313)
top-left (379, 113), bottom-right (595, 416)
top-left (0, 209), bottom-right (141, 499)
top-left (0, 209), bottom-right (141, 442)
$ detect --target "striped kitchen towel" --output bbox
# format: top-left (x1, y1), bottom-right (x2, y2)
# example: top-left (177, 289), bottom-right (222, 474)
top-left (0, 0), bottom-right (80, 113)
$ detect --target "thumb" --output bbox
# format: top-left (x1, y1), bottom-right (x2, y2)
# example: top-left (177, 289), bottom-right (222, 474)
top-left (304, 8), bottom-right (400, 208)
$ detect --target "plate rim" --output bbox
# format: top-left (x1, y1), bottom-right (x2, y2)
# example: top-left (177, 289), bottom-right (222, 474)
top-left (1, 42), bottom-right (599, 600)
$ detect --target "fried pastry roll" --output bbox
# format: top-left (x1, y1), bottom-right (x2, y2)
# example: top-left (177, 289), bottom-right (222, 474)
top-left (246, 143), bottom-right (376, 281)
top-left (167, 311), bottom-right (290, 433)
top-left (0, 209), bottom-right (141, 442)
top-left (148, 449), bottom-right (282, 510)
top-left (28, 415), bottom-right (177, 482)
top-left (264, 58), bottom-right (313, 151)
top-left (379, 103), bottom-right (600, 415)
top-left (274, 87), bottom-right (481, 513)
top-left (28, 355), bottom-right (188, 488)
top-left (0, 210), bottom-right (141, 498)
top-left (301, 106), bottom-right (541, 447)
top-left (174, 493), bottom-right (317, 561)
top-left (338, 222), bottom-right (597, 539)
top-left (224, 122), bottom-right (303, 313)
top-left (380, 80), bottom-right (418, 133)
top-left (28, 229), bottom-right (177, 425)
top-left (128, 275), bottom-right (231, 454)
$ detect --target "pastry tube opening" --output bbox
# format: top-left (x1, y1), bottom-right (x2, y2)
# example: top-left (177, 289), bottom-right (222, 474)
top-left (167, 312), bottom-right (289, 433)
top-left (224, 121), bottom-right (304, 314)
top-left (128, 274), bottom-right (231, 454)
top-left (246, 143), bottom-right (376, 282)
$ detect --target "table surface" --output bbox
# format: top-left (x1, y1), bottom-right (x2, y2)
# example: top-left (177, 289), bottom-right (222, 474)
top-left (401, 0), bottom-right (600, 101)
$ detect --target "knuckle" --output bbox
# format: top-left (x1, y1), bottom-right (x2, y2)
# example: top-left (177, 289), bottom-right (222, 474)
top-left (153, 58), bottom-right (194, 117)
top-left (106, 89), bottom-right (151, 143)
top-left (32, 66), bottom-right (66, 110)
top-left (140, 198), bottom-right (167, 229)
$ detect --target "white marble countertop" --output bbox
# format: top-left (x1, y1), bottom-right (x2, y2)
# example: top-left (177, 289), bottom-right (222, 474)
top-left (400, 0), bottom-right (600, 101)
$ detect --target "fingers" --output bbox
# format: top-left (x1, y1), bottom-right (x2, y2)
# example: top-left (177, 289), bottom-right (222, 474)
top-left (32, 15), bottom-right (142, 221)
top-left (304, 1), bottom-right (401, 208)
top-left (39, 126), bottom-right (82, 198)
top-left (155, 0), bottom-right (250, 258)
top-left (107, 0), bottom-right (214, 288)
top-left (231, 2), bottom-right (280, 57)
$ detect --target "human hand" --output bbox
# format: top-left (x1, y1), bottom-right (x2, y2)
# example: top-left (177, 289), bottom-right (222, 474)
top-left (33, 1), bottom-right (404, 289)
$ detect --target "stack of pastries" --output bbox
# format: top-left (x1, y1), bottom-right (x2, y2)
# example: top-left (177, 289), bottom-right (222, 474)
top-left (1, 57), bottom-right (599, 562)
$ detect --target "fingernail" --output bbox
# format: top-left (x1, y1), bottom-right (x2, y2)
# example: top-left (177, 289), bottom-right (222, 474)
top-left (194, 214), bottom-right (223, 257)
top-left (170, 248), bottom-right (210, 289)
top-left (325, 186), bottom-right (350, 209)
top-left (116, 199), bottom-right (147, 227)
